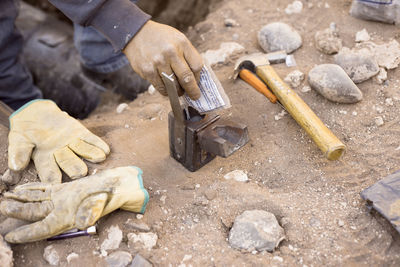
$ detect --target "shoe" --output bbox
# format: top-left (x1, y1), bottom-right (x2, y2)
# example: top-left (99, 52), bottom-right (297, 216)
top-left (81, 64), bottom-right (150, 101)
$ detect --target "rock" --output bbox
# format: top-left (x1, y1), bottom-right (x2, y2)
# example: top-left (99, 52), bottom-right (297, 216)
top-left (284, 70), bottom-right (305, 88)
top-left (356, 40), bottom-right (400, 70)
top-left (148, 85), bottom-right (156, 95)
top-left (375, 116), bottom-right (384, 127)
top-left (355, 29), bottom-right (370, 42)
top-left (285, 1), bottom-right (303, 14)
top-left (335, 48), bottom-right (379, 83)
top-left (301, 86), bottom-right (311, 93)
top-left (130, 254), bottom-right (153, 267)
top-left (375, 68), bottom-right (388, 84)
top-left (258, 22), bottom-right (302, 54)
top-left (338, 220), bottom-right (345, 227)
top-left (202, 42), bottom-right (245, 66)
top-left (308, 64), bottom-right (363, 103)
top-left (274, 110), bottom-right (288, 121)
top-left (116, 103), bottom-right (129, 114)
top-left (224, 18), bottom-right (238, 27)
top-left (127, 232), bottom-right (158, 250)
top-left (124, 219), bottom-right (150, 232)
top-left (285, 54), bottom-right (297, 67)
top-left (224, 170), bottom-right (248, 182)
top-left (385, 98), bottom-right (393, 106)
top-left (0, 218), bottom-right (28, 236)
top-left (228, 210), bottom-right (285, 252)
top-left (204, 189), bottom-right (217, 200)
top-left (1, 169), bottom-right (22, 185)
top-left (66, 253), bottom-right (79, 264)
top-left (106, 251), bottom-right (132, 267)
top-left (314, 27), bottom-right (342, 55)
top-left (0, 235), bottom-right (12, 267)
top-left (43, 245), bottom-right (60, 266)
top-left (137, 103), bottom-right (163, 120)
top-left (101, 225), bottom-right (123, 253)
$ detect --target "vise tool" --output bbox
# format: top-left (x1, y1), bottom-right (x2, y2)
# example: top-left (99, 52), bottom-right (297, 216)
top-left (161, 73), bottom-right (249, 172)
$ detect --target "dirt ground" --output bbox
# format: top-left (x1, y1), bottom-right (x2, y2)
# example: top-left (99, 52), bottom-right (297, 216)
top-left (2, 0), bottom-right (400, 266)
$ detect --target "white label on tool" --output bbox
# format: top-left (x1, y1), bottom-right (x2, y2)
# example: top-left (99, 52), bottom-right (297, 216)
top-left (184, 65), bottom-right (226, 113)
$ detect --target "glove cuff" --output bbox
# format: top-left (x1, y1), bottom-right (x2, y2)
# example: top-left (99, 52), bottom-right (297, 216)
top-left (132, 166), bottom-right (150, 214)
top-left (9, 99), bottom-right (53, 120)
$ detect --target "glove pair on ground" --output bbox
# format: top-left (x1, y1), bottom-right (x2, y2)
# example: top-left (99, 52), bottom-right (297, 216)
top-left (2, 100), bottom-right (149, 243)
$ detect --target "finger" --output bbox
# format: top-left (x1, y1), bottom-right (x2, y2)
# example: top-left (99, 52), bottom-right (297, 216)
top-left (14, 182), bottom-right (51, 192)
top-left (171, 57), bottom-right (201, 100)
top-left (54, 147), bottom-right (88, 179)
top-left (80, 131), bottom-right (110, 155)
top-left (0, 200), bottom-right (53, 221)
top-left (75, 193), bottom-right (108, 229)
top-left (5, 213), bottom-right (68, 243)
top-left (4, 189), bottom-right (51, 202)
top-left (69, 139), bottom-right (106, 163)
top-left (152, 74), bottom-right (168, 96)
top-left (183, 42), bottom-right (204, 83)
top-left (32, 151), bottom-right (62, 184)
top-left (8, 131), bottom-right (34, 171)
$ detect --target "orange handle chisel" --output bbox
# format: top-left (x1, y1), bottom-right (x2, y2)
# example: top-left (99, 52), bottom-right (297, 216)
top-left (239, 69), bottom-right (277, 104)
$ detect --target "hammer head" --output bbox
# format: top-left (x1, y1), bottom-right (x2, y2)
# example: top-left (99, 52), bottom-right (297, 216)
top-left (233, 51), bottom-right (287, 79)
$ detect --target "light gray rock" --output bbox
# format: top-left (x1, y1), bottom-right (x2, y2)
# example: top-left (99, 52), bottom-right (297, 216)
top-left (106, 251), bottom-right (132, 267)
top-left (0, 235), bottom-right (12, 267)
top-left (127, 232), bottom-right (158, 250)
top-left (314, 28), bottom-right (342, 55)
top-left (284, 70), bottom-right (305, 88)
top-left (335, 48), bottom-right (379, 83)
top-left (228, 210), bottom-right (285, 252)
top-left (101, 225), bottom-right (123, 253)
top-left (130, 254), bottom-right (153, 267)
top-left (258, 23), bottom-right (302, 54)
top-left (124, 219), bottom-right (150, 232)
top-left (43, 245), bottom-right (60, 266)
top-left (308, 64), bottom-right (363, 104)
top-left (224, 170), bottom-right (248, 182)
top-left (355, 29), bottom-right (370, 42)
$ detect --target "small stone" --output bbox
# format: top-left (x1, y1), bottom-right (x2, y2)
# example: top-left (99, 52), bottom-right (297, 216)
top-left (284, 70), bottom-right (305, 88)
top-left (375, 68), bottom-right (388, 84)
top-left (228, 210), bottom-right (285, 252)
top-left (116, 103), bottom-right (129, 114)
top-left (258, 22), bottom-right (302, 54)
top-left (375, 116), bottom-right (384, 126)
top-left (195, 184), bottom-right (201, 189)
top-left (285, 54), bottom-right (297, 67)
top-left (315, 27), bottom-right (342, 55)
top-left (138, 103), bottom-right (163, 120)
top-left (136, 214), bottom-right (143, 220)
top-left (204, 189), bottom-right (217, 200)
top-left (202, 42), bottom-right (244, 66)
top-left (273, 256), bottom-right (284, 262)
top-left (325, 2), bottom-right (330, 8)
top-left (232, 33), bottom-right (239, 40)
top-left (43, 245), bottom-right (60, 266)
top-left (285, 1), bottom-right (303, 14)
top-left (181, 184), bottom-right (195, 190)
top-left (1, 169), bottom-right (22, 185)
top-left (335, 47), bottom-right (380, 83)
top-left (148, 85), bottom-right (156, 95)
top-left (224, 18), bottom-right (238, 27)
top-left (301, 86), bottom-right (311, 93)
top-left (355, 29), bottom-right (370, 42)
top-left (101, 225), bottom-right (123, 252)
top-left (124, 219), bottom-right (150, 232)
top-left (275, 110), bottom-right (288, 121)
top-left (130, 254), bottom-right (153, 267)
top-left (338, 220), bottom-right (345, 227)
top-left (224, 170), bottom-right (248, 182)
top-left (308, 64), bottom-right (363, 103)
top-left (385, 98), bottom-right (394, 106)
top-left (106, 251), bottom-right (132, 267)
top-left (128, 232), bottom-right (157, 250)
top-left (66, 253), bottom-right (79, 264)
top-left (0, 235), bottom-right (12, 267)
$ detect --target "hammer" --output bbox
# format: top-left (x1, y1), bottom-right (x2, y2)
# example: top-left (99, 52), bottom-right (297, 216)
top-left (234, 53), bottom-right (346, 160)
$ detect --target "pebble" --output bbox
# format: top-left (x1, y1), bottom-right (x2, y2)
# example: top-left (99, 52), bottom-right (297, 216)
top-left (127, 232), bottom-right (158, 250)
top-left (137, 103), bottom-right (163, 120)
top-left (116, 103), bottom-right (129, 114)
top-left (356, 40), bottom-right (400, 70)
top-left (1, 169), bottom-right (22, 185)
top-left (224, 170), bottom-right (249, 182)
top-left (286, 54), bottom-right (297, 67)
top-left (301, 86), bottom-right (311, 93)
top-left (66, 253), bottom-right (79, 264)
top-left (224, 18), bottom-right (238, 27)
top-left (228, 210), bottom-right (285, 252)
top-left (136, 214), bottom-right (143, 220)
top-left (355, 29), bottom-right (370, 42)
top-left (375, 116), bottom-right (384, 126)
top-left (0, 235), bottom-right (12, 267)
top-left (130, 254), bottom-right (153, 267)
top-left (258, 22), bottom-right (302, 54)
top-left (148, 85), bottom-right (156, 95)
top-left (338, 220), bottom-right (345, 227)
top-left (101, 225), bottom-right (123, 252)
top-left (106, 251), bottom-right (132, 267)
top-left (273, 256), bottom-right (284, 262)
top-left (124, 219), bottom-right (150, 232)
top-left (335, 47), bottom-right (380, 83)
top-left (385, 98), bottom-right (394, 106)
top-left (308, 64), bottom-right (363, 103)
top-left (285, 1), bottom-right (303, 14)
top-left (43, 245), bottom-right (60, 266)
top-left (375, 68), bottom-right (388, 84)
top-left (204, 189), bottom-right (217, 200)
top-left (314, 27), bottom-right (342, 55)
top-left (275, 110), bottom-right (288, 121)
top-left (284, 70), bottom-right (305, 88)
top-left (202, 42), bottom-right (245, 66)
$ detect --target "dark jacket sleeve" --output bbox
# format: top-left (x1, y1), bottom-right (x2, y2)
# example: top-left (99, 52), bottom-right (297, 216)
top-left (48, 0), bottom-right (151, 51)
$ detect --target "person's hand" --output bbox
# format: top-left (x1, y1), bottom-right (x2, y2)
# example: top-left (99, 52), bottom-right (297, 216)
top-left (0, 166), bottom-right (149, 243)
top-left (8, 100), bottom-right (110, 184)
top-left (123, 20), bottom-right (203, 100)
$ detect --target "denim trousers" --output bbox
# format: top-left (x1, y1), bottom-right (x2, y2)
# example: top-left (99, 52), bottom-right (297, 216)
top-left (0, 0), bottom-right (136, 110)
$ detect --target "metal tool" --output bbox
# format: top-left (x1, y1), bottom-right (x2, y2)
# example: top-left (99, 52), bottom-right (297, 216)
top-left (162, 73), bottom-right (249, 172)
top-left (234, 53), bottom-right (346, 160)
top-left (47, 226), bottom-right (97, 241)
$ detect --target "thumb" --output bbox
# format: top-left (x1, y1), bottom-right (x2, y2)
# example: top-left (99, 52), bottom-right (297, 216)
top-left (8, 131), bottom-right (34, 171)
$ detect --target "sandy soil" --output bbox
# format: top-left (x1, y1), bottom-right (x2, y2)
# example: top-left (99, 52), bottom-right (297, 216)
top-left (2, 0), bottom-right (400, 266)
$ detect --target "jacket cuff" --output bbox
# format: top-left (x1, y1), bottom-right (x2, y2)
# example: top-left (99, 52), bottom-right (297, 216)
top-left (89, 0), bottom-right (151, 51)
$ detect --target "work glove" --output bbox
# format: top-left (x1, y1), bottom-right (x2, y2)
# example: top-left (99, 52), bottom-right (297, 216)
top-left (8, 100), bottom-right (110, 184)
top-left (123, 20), bottom-right (204, 100)
top-left (0, 166), bottom-right (149, 243)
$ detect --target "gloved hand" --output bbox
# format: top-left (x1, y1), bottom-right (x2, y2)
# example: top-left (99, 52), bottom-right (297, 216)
top-left (0, 166), bottom-right (149, 243)
top-left (8, 99), bottom-right (110, 184)
top-left (123, 20), bottom-right (204, 100)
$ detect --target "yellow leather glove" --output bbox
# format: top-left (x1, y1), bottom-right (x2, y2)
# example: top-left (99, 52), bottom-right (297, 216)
top-left (8, 100), bottom-right (110, 183)
top-left (123, 20), bottom-right (204, 100)
top-left (0, 166), bottom-right (149, 243)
